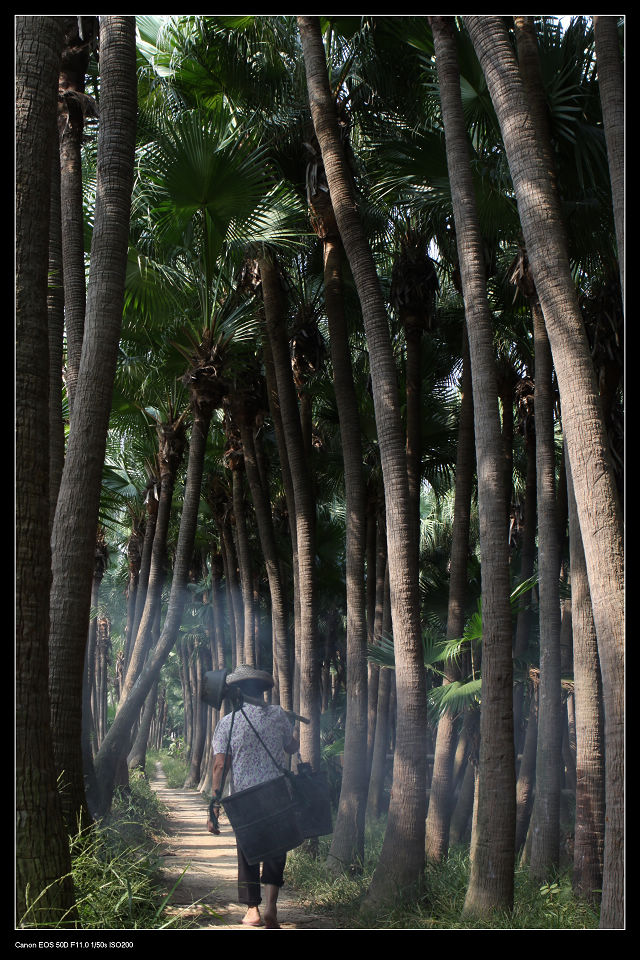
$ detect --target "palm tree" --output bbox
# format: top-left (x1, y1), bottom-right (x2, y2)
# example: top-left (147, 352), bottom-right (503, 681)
top-left (425, 325), bottom-right (475, 862)
top-left (259, 252), bottom-right (322, 770)
top-left (298, 15), bottom-right (428, 904)
top-left (16, 13), bottom-right (77, 926)
top-left (48, 14), bottom-right (138, 831)
top-left (228, 360), bottom-right (294, 711)
top-left (464, 15), bottom-right (624, 928)
top-left (430, 16), bottom-right (515, 917)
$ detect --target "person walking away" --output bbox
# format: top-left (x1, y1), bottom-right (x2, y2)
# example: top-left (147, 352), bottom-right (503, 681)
top-left (208, 665), bottom-right (299, 928)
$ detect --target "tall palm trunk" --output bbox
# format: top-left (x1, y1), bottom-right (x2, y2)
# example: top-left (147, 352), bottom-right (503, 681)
top-left (367, 565), bottom-right (392, 819)
top-left (515, 679), bottom-right (539, 853)
top-left (425, 327), bottom-right (475, 861)
top-left (430, 16), bottom-right (515, 916)
top-left (321, 236), bottom-right (369, 873)
top-left (529, 303), bottom-right (563, 879)
top-left (260, 254), bottom-right (321, 770)
top-left (512, 382), bottom-right (537, 748)
top-left (47, 145), bottom-right (65, 531)
top-left (298, 16), bottom-right (427, 903)
top-left (567, 451), bottom-right (605, 903)
top-left (128, 678), bottom-right (160, 772)
top-left (16, 14), bottom-right (77, 926)
top-left (57, 16), bottom-right (97, 413)
top-left (593, 16), bottom-right (624, 297)
top-left (464, 15), bottom-right (624, 927)
top-left (48, 16), bottom-right (137, 830)
top-left (261, 329), bottom-right (300, 701)
top-left (236, 411), bottom-right (293, 711)
top-left (229, 460), bottom-right (256, 666)
top-left (123, 416), bottom-right (187, 694)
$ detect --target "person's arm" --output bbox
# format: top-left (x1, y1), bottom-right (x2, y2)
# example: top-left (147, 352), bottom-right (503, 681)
top-left (207, 753), bottom-right (230, 834)
top-left (284, 726), bottom-right (299, 755)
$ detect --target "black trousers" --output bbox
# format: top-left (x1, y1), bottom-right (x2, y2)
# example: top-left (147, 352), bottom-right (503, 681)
top-left (236, 844), bottom-right (286, 906)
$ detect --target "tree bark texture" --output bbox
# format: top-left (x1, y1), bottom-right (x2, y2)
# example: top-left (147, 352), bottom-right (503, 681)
top-left (529, 303), bottom-right (563, 879)
top-left (464, 15), bottom-right (624, 927)
top-left (567, 450), bottom-right (605, 904)
top-left (426, 327), bottom-right (475, 862)
top-left (321, 236), bottom-right (369, 874)
top-left (16, 13), bottom-right (77, 926)
top-left (237, 415), bottom-right (293, 711)
top-left (431, 16), bottom-right (516, 917)
top-left (298, 16), bottom-right (428, 904)
top-left (260, 254), bottom-right (321, 769)
top-left (48, 15), bottom-right (137, 829)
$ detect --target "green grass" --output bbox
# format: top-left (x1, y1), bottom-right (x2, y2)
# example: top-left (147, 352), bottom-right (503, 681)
top-left (284, 823), bottom-right (600, 929)
top-left (19, 765), bottom-right (196, 930)
top-left (71, 768), bottom-right (195, 929)
top-left (145, 747), bottom-right (190, 788)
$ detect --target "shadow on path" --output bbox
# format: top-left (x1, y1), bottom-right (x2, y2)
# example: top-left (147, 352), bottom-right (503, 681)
top-left (150, 763), bottom-right (338, 930)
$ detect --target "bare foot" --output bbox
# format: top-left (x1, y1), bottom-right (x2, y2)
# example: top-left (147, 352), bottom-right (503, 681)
top-left (242, 907), bottom-right (263, 926)
top-left (263, 884), bottom-right (280, 928)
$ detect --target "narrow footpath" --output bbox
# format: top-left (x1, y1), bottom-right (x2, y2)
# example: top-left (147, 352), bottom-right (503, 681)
top-left (150, 763), bottom-right (338, 930)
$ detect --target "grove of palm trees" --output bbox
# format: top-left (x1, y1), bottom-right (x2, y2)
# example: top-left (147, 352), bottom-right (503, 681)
top-left (16, 14), bottom-right (624, 932)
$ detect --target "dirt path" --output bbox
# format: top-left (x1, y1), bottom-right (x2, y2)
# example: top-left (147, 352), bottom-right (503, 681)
top-left (150, 763), bottom-right (339, 930)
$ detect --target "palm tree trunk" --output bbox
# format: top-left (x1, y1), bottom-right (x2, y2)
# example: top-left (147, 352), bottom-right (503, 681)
top-left (515, 680), bottom-right (539, 852)
top-left (184, 649), bottom-right (208, 787)
top-left (404, 325), bottom-right (422, 548)
top-left (513, 421), bottom-right (537, 748)
top-left (366, 505), bottom-right (386, 782)
top-left (464, 16), bottom-right (624, 927)
top-left (298, 16), bottom-right (428, 904)
top-left (47, 145), bottom-right (65, 532)
top-left (529, 303), bottom-right (563, 879)
top-left (367, 566), bottom-right (393, 820)
top-left (593, 16), bottom-right (624, 297)
top-left (262, 329), bottom-right (300, 700)
top-left (16, 13), bottom-right (77, 926)
top-left (567, 449), bottom-right (605, 904)
top-left (260, 253), bottom-right (321, 770)
top-left (128, 678), bottom-right (159, 772)
top-left (236, 414), bottom-right (293, 710)
top-left (48, 15), bottom-right (137, 830)
top-left (431, 16), bottom-right (516, 917)
top-left (321, 236), bottom-right (369, 874)
top-left (123, 418), bottom-right (186, 696)
top-left (426, 328), bottom-right (475, 861)
top-left (58, 17), bottom-right (95, 414)
top-left (230, 465), bottom-right (256, 666)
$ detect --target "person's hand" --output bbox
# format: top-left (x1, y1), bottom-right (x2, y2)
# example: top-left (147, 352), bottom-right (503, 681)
top-left (207, 804), bottom-right (221, 834)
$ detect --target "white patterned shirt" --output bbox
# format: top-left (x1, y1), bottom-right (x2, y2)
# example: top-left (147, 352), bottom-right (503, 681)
top-left (212, 704), bottom-right (295, 794)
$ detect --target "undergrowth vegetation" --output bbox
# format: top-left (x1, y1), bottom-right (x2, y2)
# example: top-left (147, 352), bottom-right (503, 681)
top-left (21, 752), bottom-right (599, 930)
top-left (285, 826), bottom-right (600, 929)
top-left (19, 765), bottom-right (190, 930)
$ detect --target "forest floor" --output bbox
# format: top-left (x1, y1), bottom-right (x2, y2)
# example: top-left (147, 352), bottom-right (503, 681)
top-left (149, 763), bottom-right (341, 931)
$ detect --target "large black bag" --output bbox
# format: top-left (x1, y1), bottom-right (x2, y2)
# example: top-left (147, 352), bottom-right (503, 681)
top-left (221, 775), bottom-right (304, 865)
top-left (221, 766), bottom-right (332, 865)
